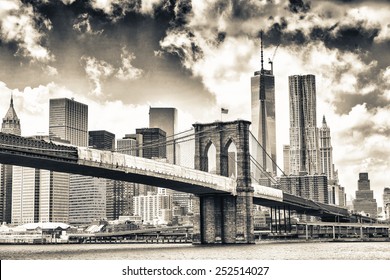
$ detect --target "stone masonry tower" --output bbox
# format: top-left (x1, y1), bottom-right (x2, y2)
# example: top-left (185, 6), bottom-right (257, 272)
top-left (192, 120), bottom-right (254, 244)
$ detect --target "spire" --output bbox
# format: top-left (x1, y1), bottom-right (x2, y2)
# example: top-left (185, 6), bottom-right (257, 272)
top-left (322, 115), bottom-right (327, 126)
top-left (260, 30), bottom-right (264, 72)
top-left (2, 93), bottom-right (21, 136)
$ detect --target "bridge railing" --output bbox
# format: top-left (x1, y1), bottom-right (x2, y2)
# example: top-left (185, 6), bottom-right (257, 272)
top-left (77, 147), bottom-right (235, 193)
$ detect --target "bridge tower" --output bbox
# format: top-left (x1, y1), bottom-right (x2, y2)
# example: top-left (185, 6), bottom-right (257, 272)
top-left (192, 120), bottom-right (254, 244)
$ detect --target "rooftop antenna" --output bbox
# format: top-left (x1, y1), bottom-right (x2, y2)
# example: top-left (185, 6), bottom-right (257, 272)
top-left (268, 43), bottom-right (280, 75)
top-left (260, 31), bottom-right (264, 73)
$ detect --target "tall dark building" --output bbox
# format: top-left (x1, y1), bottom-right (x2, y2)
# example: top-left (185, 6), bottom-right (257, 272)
top-left (1, 95), bottom-right (21, 224)
top-left (135, 128), bottom-right (166, 159)
top-left (89, 130), bottom-right (115, 151)
top-left (353, 173), bottom-right (377, 218)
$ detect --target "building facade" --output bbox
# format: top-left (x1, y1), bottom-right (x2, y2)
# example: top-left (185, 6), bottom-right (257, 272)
top-left (49, 98), bottom-right (88, 146)
top-left (135, 128), bottom-right (166, 159)
top-left (133, 189), bottom-right (173, 225)
top-left (11, 167), bottom-right (51, 225)
top-left (69, 176), bottom-right (107, 226)
top-left (289, 74), bottom-right (320, 176)
top-left (328, 185), bottom-right (346, 206)
top-left (117, 134), bottom-right (142, 156)
top-left (149, 107), bottom-right (178, 164)
top-left (283, 145), bottom-right (290, 175)
top-left (1, 95), bottom-right (21, 224)
top-left (89, 130), bottom-right (115, 151)
top-left (49, 98), bottom-right (89, 225)
top-left (353, 173), bottom-right (377, 218)
top-left (279, 173), bottom-right (328, 204)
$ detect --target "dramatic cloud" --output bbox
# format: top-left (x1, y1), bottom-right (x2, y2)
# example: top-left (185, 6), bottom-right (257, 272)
top-left (73, 13), bottom-right (103, 35)
top-left (0, 0), bottom-right (54, 62)
top-left (81, 56), bottom-right (115, 96)
top-left (115, 47), bottom-right (144, 81)
top-left (89, 0), bottom-right (141, 20)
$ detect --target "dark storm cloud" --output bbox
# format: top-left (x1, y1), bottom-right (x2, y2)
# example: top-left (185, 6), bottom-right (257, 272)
top-left (263, 18), bottom-right (307, 46)
top-left (288, 0), bottom-right (311, 13)
top-left (310, 24), bottom-right (380, 52)
top-left (171, 0), bottom-right (192, 28)
top-left (333, 92), bottom-right (389, 115)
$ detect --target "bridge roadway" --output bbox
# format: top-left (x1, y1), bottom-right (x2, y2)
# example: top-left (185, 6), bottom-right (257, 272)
top-left (0, 132), bottom-right (349, 219)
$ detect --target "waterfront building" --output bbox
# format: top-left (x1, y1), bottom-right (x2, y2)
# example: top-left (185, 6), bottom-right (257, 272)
top-left (133, 189), bottom-right (173, 225)
top-left (251, 39), bottom-right (276, 177)
top-left (353, 173), bottom-right (378, 218)
top-left (69, 176), bottom-right (106, 226)
top-left (12, 167), bottom-right (50, 225)
top-left (288, 74), bottom-right (320, 175)
top-left (11, 135), bottom-right (71, 225)
top-left (383, 187), bottom-right (390, 220)
top-left (1, 95), bottom-right (21, 224)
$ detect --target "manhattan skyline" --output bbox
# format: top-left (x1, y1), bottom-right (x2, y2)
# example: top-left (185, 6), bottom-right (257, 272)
top-left (0, 0), bottom-right (389, 205)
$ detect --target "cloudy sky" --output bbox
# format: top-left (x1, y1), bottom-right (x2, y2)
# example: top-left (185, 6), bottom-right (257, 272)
top-left (0, 0), bottom-right (389, 205)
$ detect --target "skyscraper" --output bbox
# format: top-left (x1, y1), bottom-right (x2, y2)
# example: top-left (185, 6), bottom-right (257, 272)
top-left (319, 116), bottom-right (335, 181)
top-left (49, 98), bottom-right (88, 147)
top-left (288, 74), bottom-right (320, 175)
top-left (251, 39), bottom-right (276, 176)
top-left (149, 107), bottom-right (177, 164)
top-left (49, 98), bottom-right (89, 224)
top-left (149, 107), bottom-right (191, 218)
top-left (353, 173), bottom-right (377, 218)
top-left (1, 95), bottom-right (21, 224)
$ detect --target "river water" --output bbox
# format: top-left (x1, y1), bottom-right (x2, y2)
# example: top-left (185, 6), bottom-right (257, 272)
top-left (1, 241), bottom-right (390, 260)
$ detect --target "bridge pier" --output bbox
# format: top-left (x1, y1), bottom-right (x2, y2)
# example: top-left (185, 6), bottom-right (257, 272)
top-left (193, 120), bottom-right (254, 244)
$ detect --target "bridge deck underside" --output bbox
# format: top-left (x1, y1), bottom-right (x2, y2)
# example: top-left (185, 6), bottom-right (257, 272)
top-left (254, 193), bottom-right (349, 220)
top-left (0, 152), bottom-right (230, 195)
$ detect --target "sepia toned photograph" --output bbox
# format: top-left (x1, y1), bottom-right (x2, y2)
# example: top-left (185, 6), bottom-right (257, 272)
top-left (0, 0), bottom-right (390, 263)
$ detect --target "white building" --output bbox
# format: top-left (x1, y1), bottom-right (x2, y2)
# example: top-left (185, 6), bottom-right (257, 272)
top-left (133, 190), bottom-right (172, 225)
